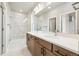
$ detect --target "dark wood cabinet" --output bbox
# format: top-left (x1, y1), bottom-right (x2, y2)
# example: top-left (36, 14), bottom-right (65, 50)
top-left (35, 42), bottom-right (43, 56)
top-left (27, 34), bottom-right (36, 55)
top-left (29, 37), bottom-right (35, 55)
top-left (39, 39), bottom-right (52, 51)
top-left (26, 33), bottom-right (79, 56)
top-left (53, 45), bottom-right (78, 56)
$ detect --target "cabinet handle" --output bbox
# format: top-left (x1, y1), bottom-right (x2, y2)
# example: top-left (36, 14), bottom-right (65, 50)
top-left (41, 48), bottom-right (43, 54)
top-left (55, 50), bottom-right (65, 56)
top-left (43, 50), bottom-right (46, 56)
top-left (27, 35), bottom-right (29, 41)
top-left (27, 37), bottom-right (29, 41)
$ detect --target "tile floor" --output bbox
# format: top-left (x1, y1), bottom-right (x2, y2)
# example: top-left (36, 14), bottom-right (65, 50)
top-left (2, 39), bottom-right (31, 56)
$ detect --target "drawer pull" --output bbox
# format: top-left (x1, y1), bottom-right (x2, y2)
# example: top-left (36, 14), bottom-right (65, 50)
top-left (41, 48), bottom-right (43, 54)
top-left (27, 38), bottom-right (30, 41)
top-left (43, 50), bottom-right (46, 55)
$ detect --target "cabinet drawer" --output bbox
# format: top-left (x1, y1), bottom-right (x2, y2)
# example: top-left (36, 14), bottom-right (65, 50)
top-left (34, 37), bottom-right (39, 43)
top-left (39, 39), bottom-right (52, 51)
top-left (53, 45), bottom-right (78, 56)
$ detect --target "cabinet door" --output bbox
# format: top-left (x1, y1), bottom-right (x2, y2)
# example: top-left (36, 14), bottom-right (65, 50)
top-left (43, 48), bottom-right (55, 56)
top-left (35, 42), bottom-right (43, 56)
top-left (27, 38), bottom-right (33, 55)
top-left (30, 37), bottom-right (36, 55)
top-left (27, 34), bottom-right (36, 55)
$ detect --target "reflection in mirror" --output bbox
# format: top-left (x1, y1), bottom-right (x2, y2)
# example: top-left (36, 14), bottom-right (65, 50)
top-left (61, 12), bottom-right (76, 34)
top-left (49, 17), bottom-right (56, 32)
top-left (77, 10), bottom-right (79, 34)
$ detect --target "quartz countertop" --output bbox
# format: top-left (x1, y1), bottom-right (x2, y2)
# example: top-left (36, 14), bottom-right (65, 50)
top-left (27, 31), bottom-right (79, 54)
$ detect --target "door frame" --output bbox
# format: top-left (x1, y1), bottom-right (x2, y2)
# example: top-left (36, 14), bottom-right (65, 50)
top-left (0, 3), bottom-right (4, 55)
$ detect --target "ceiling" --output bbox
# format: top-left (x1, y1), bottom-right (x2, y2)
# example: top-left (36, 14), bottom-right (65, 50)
top-left (8, 2), bottom-right (38, 14)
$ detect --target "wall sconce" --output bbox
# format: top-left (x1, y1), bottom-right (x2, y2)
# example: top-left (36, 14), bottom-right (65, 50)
top-left (72, 2), bottom-right (79, 10)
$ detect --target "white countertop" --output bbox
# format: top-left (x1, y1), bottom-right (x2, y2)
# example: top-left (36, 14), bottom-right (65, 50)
top-left (27, 31), bottom-right (79, 54)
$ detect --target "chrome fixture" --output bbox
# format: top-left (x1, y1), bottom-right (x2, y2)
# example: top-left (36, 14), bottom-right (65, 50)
top-left (72, 2), bottom-right (79, 10)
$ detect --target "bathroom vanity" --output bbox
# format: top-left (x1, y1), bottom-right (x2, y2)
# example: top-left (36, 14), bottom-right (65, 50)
top-left (26, 31), bottom-right (79, 56)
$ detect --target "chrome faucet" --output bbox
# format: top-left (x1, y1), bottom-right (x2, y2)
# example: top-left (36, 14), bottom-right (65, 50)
top-left (55, 30), bottom-right (57, 36)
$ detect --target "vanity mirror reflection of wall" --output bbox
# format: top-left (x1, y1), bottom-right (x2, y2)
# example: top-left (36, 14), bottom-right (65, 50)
top-left (61, 12), bottom-right (76, 34)
top-left (49, 17), bottom-right (56, 32)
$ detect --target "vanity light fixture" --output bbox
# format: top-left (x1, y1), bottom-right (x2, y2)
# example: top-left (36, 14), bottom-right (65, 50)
top-left (72, 2), bottom-right (79, 10)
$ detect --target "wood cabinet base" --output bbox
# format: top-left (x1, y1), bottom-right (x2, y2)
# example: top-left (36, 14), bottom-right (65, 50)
top-left (26, 33), bottom-right (79, 56)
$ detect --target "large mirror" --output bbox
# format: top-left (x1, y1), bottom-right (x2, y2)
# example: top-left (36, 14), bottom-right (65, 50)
top-left (61, 12), bottom-right (76, 34)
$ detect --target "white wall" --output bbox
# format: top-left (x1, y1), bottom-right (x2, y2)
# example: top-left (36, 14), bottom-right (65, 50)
top-left (36, 2), bottom-right (75, 32)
